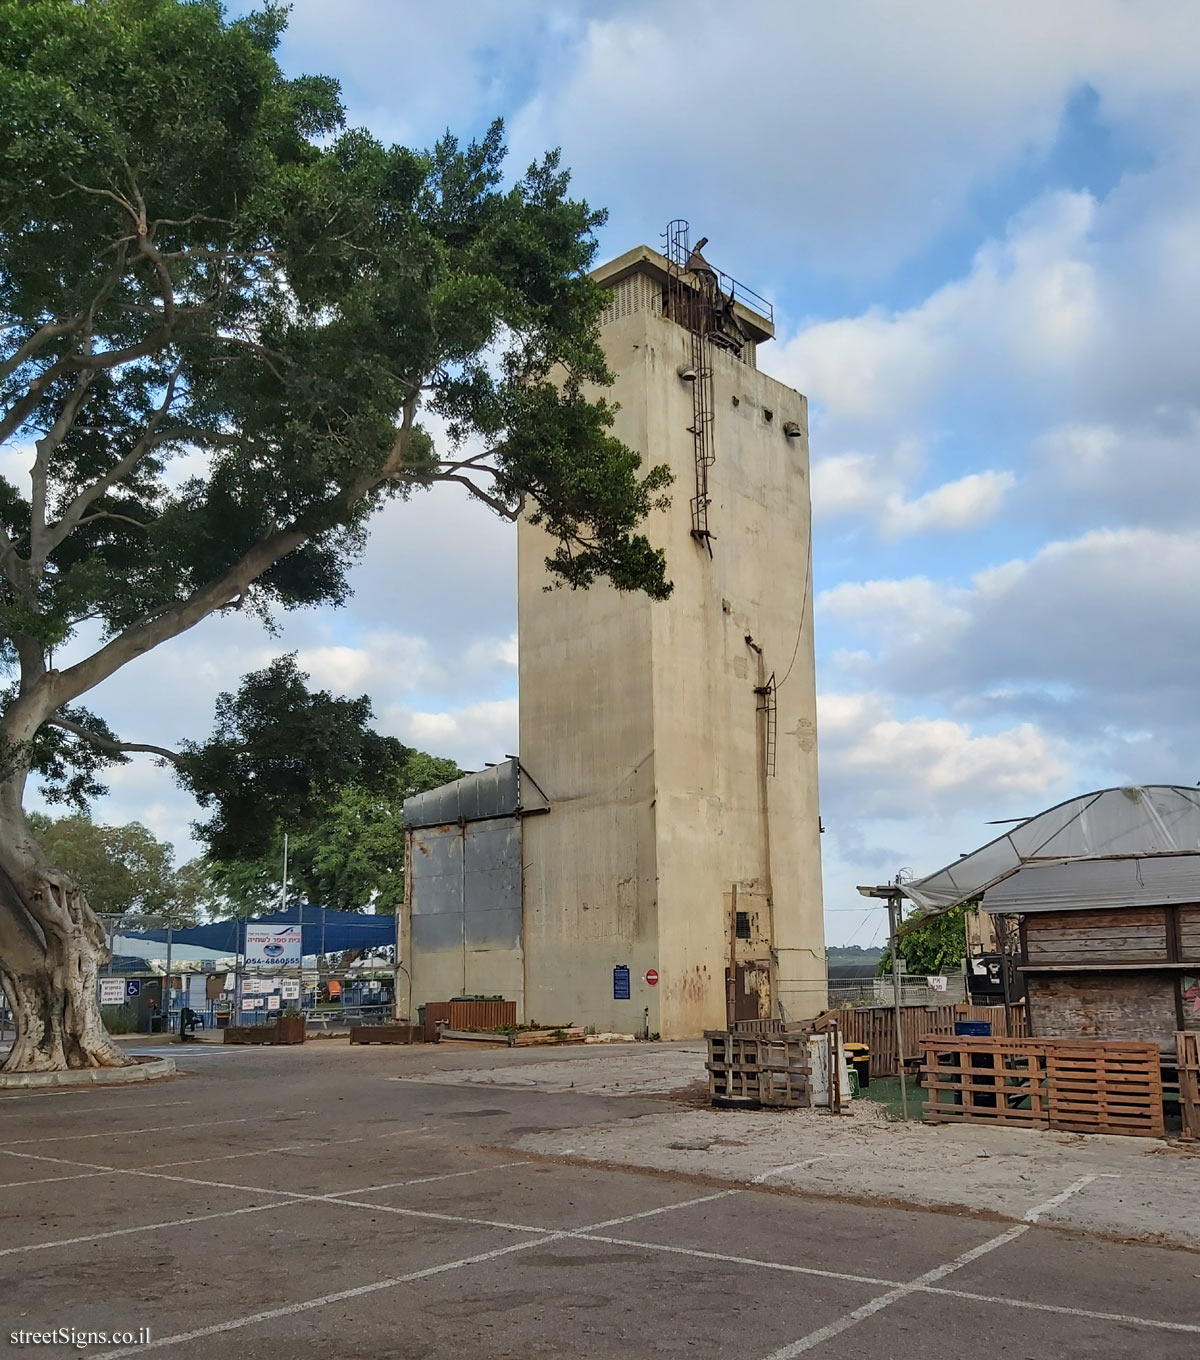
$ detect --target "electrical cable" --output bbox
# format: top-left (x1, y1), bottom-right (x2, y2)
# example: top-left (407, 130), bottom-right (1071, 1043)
top-left (774, 536), bottom-right (811, 693)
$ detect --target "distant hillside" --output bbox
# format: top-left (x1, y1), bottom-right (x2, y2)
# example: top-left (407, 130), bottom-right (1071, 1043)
top-left (826, 945), bottom-right (884, 966)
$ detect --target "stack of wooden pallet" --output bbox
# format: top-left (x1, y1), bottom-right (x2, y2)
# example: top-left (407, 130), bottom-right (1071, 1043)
top-left (705, 1025), bottom-right (814, 1108)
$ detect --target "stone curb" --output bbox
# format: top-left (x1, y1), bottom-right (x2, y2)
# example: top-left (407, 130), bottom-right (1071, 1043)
top-left (0, 1055), bottom-right (176, 1089)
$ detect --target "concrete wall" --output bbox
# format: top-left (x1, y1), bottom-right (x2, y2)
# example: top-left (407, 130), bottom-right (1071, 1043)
top-left (519, 259), bottom-right (825, 1037)
top-left (517, 354), bottom-right (661, 1028)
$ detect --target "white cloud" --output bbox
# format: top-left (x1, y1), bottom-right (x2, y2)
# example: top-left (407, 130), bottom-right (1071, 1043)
top-left (814, 455), bottom-right (1014, 536)
top-left (818, 576), bottom-right (967, 648)
top-left (506, 3), bottom-right (1200, 282)
top-left (818, 691), bottom-right (1070, 820)
top-left (775, 189), bottom-right (1103, 429)
top-left (820, 526), bottom-right (1200, 761)
top-left (294, 634), bottom-right (443, 696)
top-left (883, 470), bottom-right (1015, 538)
top-left (383, 698), bottom-right (519, 770)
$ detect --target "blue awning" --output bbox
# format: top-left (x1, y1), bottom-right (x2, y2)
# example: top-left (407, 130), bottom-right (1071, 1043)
top-left (123, 906), bottom-right (396, 957)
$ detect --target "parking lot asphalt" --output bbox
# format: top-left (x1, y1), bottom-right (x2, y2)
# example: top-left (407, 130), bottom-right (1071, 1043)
top-left (0, 1040), bottom-right (1197, 1358)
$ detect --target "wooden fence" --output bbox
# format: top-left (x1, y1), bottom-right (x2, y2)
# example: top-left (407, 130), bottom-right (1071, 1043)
top-left (924, 1036), bottom-right (1165, 1138)
top-left (817, 1003), bottom-right (1027, 1078)
top-left (422, 999), bottom-right (517, 1041)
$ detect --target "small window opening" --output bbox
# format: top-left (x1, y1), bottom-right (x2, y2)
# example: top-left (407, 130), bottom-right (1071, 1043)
top-left (735, 911), bottom-right (752, 940)
top-left (763, 408), bottom-right (774, 424)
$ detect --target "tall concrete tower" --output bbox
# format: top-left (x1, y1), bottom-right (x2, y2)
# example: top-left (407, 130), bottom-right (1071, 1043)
top-left (517, 229), bottom-right (825, 1037)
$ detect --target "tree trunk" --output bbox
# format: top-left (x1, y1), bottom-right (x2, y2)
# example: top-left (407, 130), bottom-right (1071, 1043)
top-left (0, 853), bottom-right (131, 1074)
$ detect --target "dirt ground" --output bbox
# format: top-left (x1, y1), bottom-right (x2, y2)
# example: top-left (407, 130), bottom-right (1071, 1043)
top-left (410, 1041), bottom-right (1200, 1250)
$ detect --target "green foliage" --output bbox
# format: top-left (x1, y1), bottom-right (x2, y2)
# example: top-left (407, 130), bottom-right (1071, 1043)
top-left (28, 810), bottom-right (200, 923)
top-left (100, 1004), bottom-right (138, 1034)
top-left (188, 657), bottom-right (461, 916)
top-left (180, 654), bottom-right (413, 863)
top-left (877, 904), bottom-right (969, 977)
top-left (0, 0), bottom-right (670, 807)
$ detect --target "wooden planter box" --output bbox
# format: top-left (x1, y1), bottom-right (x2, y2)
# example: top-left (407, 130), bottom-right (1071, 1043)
top-left (273, 1015), bottom-right (306, 1045)
top-left (223, 1026), bottom-right (274, 1045)
top-left (349, 1024), bottom-right (421, 1045)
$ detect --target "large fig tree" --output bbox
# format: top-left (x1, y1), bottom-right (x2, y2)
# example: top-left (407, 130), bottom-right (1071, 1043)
top-left (0, 0), bottom-right (669, 1071)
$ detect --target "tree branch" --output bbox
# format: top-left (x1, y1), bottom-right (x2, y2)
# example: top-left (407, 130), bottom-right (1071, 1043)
top-left (47, 396), bottom-right (423, 712)
top-left (74, 510), bottom-right (149, 532)
top-left (0, 317), bottom-right (82, 389)
top-left (29, 366), bottom-right (96, 568)
top-left (439, 473), bottom-right (521, 519)
top-left (47, 715), bottom-right (185, 767)
top-left (43, 365), bottom-right (184, 556)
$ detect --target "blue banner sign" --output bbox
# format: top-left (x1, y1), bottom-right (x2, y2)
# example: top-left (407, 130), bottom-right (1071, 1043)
top-left (613, 964), bottom-right (631, 1000)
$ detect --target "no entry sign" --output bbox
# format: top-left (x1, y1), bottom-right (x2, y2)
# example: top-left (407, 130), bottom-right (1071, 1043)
top-left (644, 968), bottom-right (659, 986)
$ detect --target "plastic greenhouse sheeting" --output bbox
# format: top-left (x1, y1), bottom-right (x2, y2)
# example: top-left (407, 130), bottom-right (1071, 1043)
top-left (903, 785), bottom-right (1200, 912)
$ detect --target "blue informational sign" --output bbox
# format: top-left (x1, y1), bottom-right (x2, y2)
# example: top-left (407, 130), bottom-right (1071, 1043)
top-left (125, 979), bottom-right (141, 998)
top-left (613, 964), bottom-right (631, 1000)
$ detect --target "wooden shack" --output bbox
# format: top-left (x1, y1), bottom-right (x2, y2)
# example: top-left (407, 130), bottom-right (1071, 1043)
top-left (983, 855), bottom-right (1200, 1055)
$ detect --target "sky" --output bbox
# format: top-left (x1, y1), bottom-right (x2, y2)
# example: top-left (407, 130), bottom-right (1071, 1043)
top-left (33, 1), bottom-right (1200, 949)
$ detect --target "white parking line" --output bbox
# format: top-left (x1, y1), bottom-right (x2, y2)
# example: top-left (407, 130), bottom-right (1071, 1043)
top-left (0, 1149), bottom-right (541, 1254)
top-left (141, 1134), bottom-right (368, 1170)
top-left (0, 1169), bottom-right (113, 1190)
top-left (87, 1191), bottom-right (742, 1359)
top-left (760, 1176), bottom-right (1116, 1358)
top-left (575, 1231), bottom-right (1200, 1339)
top-left (0, 1117), bottom-right (249, 1146)
top-left (94, 1234), bottom-right (560, 1359)
top-left (0, 1198), bottom-right (288, 1258)
top-left (2, 1145), bottom-right (1191, 1352)
top-left (752, 1155), bottom-right (842, 1184)
top-left (0, 1097), bottom-right (194, 1116)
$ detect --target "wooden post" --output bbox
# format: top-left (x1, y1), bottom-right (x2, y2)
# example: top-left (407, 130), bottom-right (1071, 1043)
top-left (829, 1017), bottom-right (842, 1115)
top-left (888, 891), bottom-right (909, 1120)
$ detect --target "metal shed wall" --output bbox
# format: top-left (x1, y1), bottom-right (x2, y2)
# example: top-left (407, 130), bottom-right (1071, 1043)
top-left (405, 761), bottom-right (524, 1012)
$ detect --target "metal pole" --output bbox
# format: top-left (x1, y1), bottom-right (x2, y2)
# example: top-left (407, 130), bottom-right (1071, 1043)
top-left (888, 891), bottom-right (909, 1120)
top-left (165, 925), bottom-right (173, 1036)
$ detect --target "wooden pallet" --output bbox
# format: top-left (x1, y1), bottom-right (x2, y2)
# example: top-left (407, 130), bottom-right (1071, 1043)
top-left (1046, 1041), bottom-right (1163, 1138)
top-left (924, 1036), bottom-right (1164, 1137)
top-left (705, 1031), bottom-right (764, 1102)
top-left (1178, 1032), bottom-right (1200, 1141)
top-left (923, 1037), bottom-right (1048, 1127)
top-left (707, 1031), bottom-right (813, 1107)
top-left (758, 1036), bottom-right (812, 1108)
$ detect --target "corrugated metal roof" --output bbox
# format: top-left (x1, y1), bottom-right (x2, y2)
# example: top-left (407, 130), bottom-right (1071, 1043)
top-left (402, 758), bottom-right (521, 829)
top-left (982, 852), bottom-right (1200, 915)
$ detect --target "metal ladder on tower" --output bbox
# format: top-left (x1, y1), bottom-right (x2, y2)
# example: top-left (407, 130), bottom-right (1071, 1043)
top-left (756, 672), bottom-right (778, 777)
top-left (688, 322), bottom-right (715, 552)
